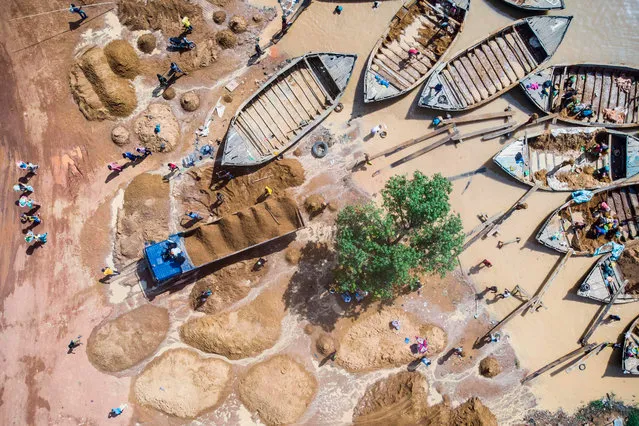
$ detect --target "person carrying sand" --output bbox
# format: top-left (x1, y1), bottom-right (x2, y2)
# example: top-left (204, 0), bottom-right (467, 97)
top-left (68, 336), bottom-right (82, 353)
top-left (102, 267), bottom-right (120, 278)
top-left (69, 4), bottom-right (87, 20)
top-left (264, 186), bottom-right (273, 197)
top-left (168, 62), bottom-right (188, 78)
top-left (107, 162), bottom-right (123, 172)
top-left (186, 211), bottom-right (203, 221)
top-left (181, 16), bottom-right (193, 33)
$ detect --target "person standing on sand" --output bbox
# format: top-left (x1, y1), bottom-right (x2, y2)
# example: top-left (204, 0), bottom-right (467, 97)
top-left (453, 347), bottom-right (463, 357)
top-left (186, 211), bottom-right (203, 221)
top-left (497, 289), bottom-right (511, 300)
top-left (136, 146), bottom-right (152, 157)
top-left (168, 62), bottom-right (188, 78)
top-left (254, 38), bottom-right (263, 56)
top-left (107, 162), bottom-right (123, 172)
top-left (216, 193), bottom-right (225, 205)
top-left (69, 4), bottom-right (87, 20)
top-left (480, 259), bottom-right (493, 268)
top-left (68, 336), bottom-right (82, 353)
top-left (264, 186), bottom-right (273, 197)
top-left (122, 152), bottom-right (140, 162)
top-left (255, 258), bottom-right (267, 270)
top-left (102, 267), bottom-right (120, 277)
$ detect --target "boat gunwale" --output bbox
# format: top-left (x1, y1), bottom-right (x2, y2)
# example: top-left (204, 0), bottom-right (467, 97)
top-left (222, 52), bottom-right (357, 166)
top-left (520, 63), bottom-right (639, 129)
top-left (363, 0), bottom-right (470, 103)
top-left (501, 0), bottom-right (565, 11)
top-left (418, 15), bottom-right (572, 111)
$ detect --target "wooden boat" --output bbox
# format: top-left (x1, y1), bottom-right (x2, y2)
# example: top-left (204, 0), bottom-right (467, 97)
top-left (363, 0), bottom-right (470, 103)
top-left (578, 253), bottom-right (639, 304)
top-left (493, 127), bottom-right (639, 191)
top-left (222, 53), bottom-right (357, 167)
top-left (536, 182), bottom-right (639, 255)
top-left (500, 0), bottom-right (565, 11)
top-left (623, 315), bottom-right (639, 375)
top-left (520, 64), bottom-right (639, 128)
top-left (418, 15), bottom-right (572, 111)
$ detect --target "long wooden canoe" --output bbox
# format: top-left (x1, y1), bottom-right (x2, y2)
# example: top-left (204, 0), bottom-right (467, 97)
top-left (418, 15), bottom-right (572, 111)
top-left (363, 0), bottom-right (470, 103)
top-left (578, 253), bottom-right (639, 304)
top-left (536, 182), bottom-right (639, 255)
top-left (520, 64), bottom-right (639, 128)
top-left (500, 0), bottom-right (565, 10)
top-left (493, 127), bottom-right (639, 191)
top-left (222, 53), bottom-right (357, 167)
top-left (624, 315), bottom-right (639, 374)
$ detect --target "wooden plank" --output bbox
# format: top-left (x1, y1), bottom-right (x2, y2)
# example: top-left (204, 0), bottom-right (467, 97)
top-left (372, 133), bottom-right (457, 177)
top-left (521, 343), bottom-right (599, 384)
top-left (265, 87), bottom-right (298, 129)
top-left (235, 117), bottom-right (268, 155)
top-left (451, 61), bottom-right (482, 103)
top-left (439, 70), bottom-right (467, 108)
top-left (299, 64), bottom-right (330, 106)
top-left (256, 97), bottom-right (290, 138)
top-left (452, 121), bottom-right (514, 141)
top-left (580, 280), bottom-right (628, 345)
top-left (237, 114), bottom-right (271, 153)
top-left (503, 32), bottom-right (534, 73)
top-left (480, 44), bottom-right (510, 87)
top-left (373, 57), bottom-right (413, 87)
top-left (384, 42), bottom-right (429, 74)
top-left (273, 78), bottom-right (311, 121)
top-left (593, 69), bottom-right (604, 122)
top-left (246, 104), bottom-right (284, 147)
top-left (459, 57), bottom-right (489, 100)
top-left (373, 65), bottom-right (409, 94)
top-left (495, 36), bottom-right (525, 79)
top-left (488, 40), bottom-right (517, 83)
top-left (442, 110), bottom-right (514, 125)
top-left (418, 2), bottom-right (463, 27)
top-left (375, 54), bottom-right (417, 84)
top-left (530, 249), bottom-right (574, 311)
top-left (467, 51), bottom-right (497, 95)
top-left (282, 75), bottom-right (316, 118)
top-left (608, 72), bottom-right (620, 111)
top-left (474, 48), bottom-right (503, 91)
top-left (553, 66), bottom-right (569, 113)
top-left (368, 124), bottom-right (454, 160)
top-left (627, 79), bottom-right (638, 123)
top-left (288, 71), bottom-right (321, 114)
top-left (511, 30), bottom-right (538, 69)
top-left (395, 39), bottom-right (434, 68)
top-left (379, 46), bottom-right (423, 80)
top-left (444, 66), bottom-right (475, 105)
top-left (582, 69), bottom-right (596, 108)
top-left (599, 71), bottom-right (613, 118)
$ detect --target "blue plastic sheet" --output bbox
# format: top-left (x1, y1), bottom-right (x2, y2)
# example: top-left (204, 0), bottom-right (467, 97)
top-left (571, 190), bottom-right (593, 204)
top-left (593, 241), bottom-right (625, 261)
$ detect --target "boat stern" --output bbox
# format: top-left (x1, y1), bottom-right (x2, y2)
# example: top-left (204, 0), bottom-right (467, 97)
top-left (525, 15), bottom-right (573, 59)
top-left (536, 210), bottom-right (571, 253)
top-left (364, 68), bottom-right (403, 103)
top-left (221, 121), bottom-right (264, 167)
top-left (520, 66), bottom-right (554, 113)
top-left (418, 71), bottom-right (463, 110)
top-left (493, 137), bottom-right (529, 185)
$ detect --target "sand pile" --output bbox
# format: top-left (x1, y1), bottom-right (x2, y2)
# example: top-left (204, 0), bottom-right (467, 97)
top-left (189, 256), bottom-right (269, 314)
top-left (479, 357), bottom-right (501, 378)
top-left (229, 16), bottom-right (247, 33)
top-left (423, 397), bottom-right (498, 425)
top-left (184, 196), bottom-right (302, 266)
top-left (216, 30), bottom-right (237, 48)
top-left (180, 91), bottom-right (200, 111)
top-left (285, 247), bottom-right (301, 264)
top-left (137, 33), bottom-right (157, 54)
top-left (69, 47), bottom-right (137, 120)
top-left (337, 307), bottom-right (447, 372)
top-left (133, 348), bottom-right (231, 418)
top-left (316, 333), bottom-right (337, 355)
top-left (530, 130), bottom-right (602, 152)
top-left (353, 371), bottom-right (429, 424)
top-left (87, 305), bottom-right (169, 372)
top-left (162, 87), bottom-right (176, 100)
top-left (213, 11), bottom-right (227, 24)
top-left (617, 247), bottom-right (639, 294)
top-left (115, 174), bottom-right (170, 263)
top-left (134, 103), bottom-right (180, 152)
top-left (179, 158), bottom-right (305, 217)
top-left (555, 170), bottom-right (607, 188)
top-left (190, 39), bottom-right (218, 68)
top-left (304, 194), bottom-right (326, 216)
top-left (118, 0), bottom-right (203, 33)
top-left (180, 284), bottom-right (285, 359)
top-left (104, 40), bottom-right (140, 79)
top-left (239, 355), bottom-right (317, 424)
top-left (111, 126), bottom-right (129, 146)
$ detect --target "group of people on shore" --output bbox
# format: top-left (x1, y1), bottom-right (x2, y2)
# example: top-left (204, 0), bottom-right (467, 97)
top-left (107, 147), bottom-right (153, 174)
top-left (15, 161), bottom-right (47, 246)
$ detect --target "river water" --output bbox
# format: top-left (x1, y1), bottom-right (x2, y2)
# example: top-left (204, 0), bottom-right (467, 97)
top-left (252, 0), bottom-right (639, 418)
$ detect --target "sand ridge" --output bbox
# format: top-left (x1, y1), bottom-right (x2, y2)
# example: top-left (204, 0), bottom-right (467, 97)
top-left (132, 348), bottom-right (232, 418)
top-left (87, 304), bottom-right (169, 373)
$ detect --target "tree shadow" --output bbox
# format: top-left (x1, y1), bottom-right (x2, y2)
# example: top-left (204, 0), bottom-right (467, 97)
top-left (282, 241), bottom-right (370, 332)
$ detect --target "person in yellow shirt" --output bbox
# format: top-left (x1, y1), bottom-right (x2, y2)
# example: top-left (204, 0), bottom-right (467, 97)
top-left (102, 267), bottom-right (120, 277)
top-left (264, 186), bottom-right (273, 197)
top-left (181, 16), bottom-right (193, 33)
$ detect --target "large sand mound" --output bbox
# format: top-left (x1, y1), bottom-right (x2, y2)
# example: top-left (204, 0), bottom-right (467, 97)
top-left (118, 0), bottom-right (203, 33)
top-left (87, 305), bottom-right (169, 372)
top-left (133, 348), bottom-right (231, 418)
top-left (180, 284), bottom-right (285, 359)
top-left (104, 40), bottom-right (140, 79)
top-left (354, 371), bottom-right (429, 424)
top-left (115, 174), bottom-right (170, 264)
top-left (69, 47), bottom-right (137, 121)
top-left (183, 196), bottom-right (302, 267)
top-left (189, 255), bottom-right (269, 314)
top-left (179, 158), bottom-right (305, 217)
top-left (134, 103), bottom-right (180, 152)
top-left (424, 397), bottom-right (498, 426)
top-left (337, 307), bottom-right (447, 372)
top-left (239, 355), bottom-right (317, 424)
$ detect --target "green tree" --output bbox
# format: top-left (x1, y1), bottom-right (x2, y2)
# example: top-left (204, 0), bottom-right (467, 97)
top-left (335, 172), bottom-right (464, 299)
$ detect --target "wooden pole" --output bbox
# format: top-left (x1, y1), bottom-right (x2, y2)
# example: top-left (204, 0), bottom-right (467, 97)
top-left (530, 249), bottom-right (574, 311)
top-left (521, 343), bottom-right (598, 384)
top-left (372, 133), bottom-right (456, 177)
top-left (580, 280), bottom-right (628, 345)
top-left (367, 124), bottom-right (454, 161)
top-left (441, 110), bottom-right (514, 125)
top-left (451, 121), bottom-right (514, 142)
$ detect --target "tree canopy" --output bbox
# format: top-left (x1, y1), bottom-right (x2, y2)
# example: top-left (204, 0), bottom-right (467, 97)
top-left (334, 172), bottom-right (464, 299)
